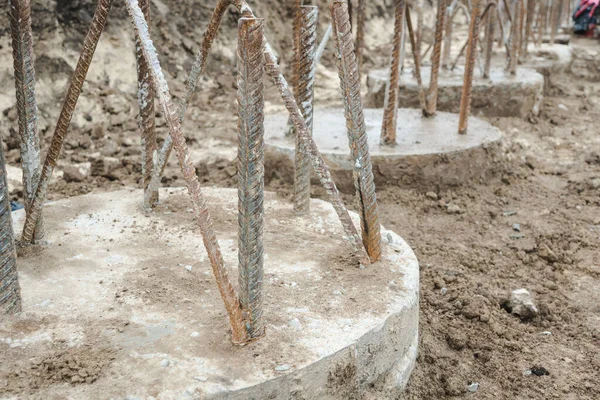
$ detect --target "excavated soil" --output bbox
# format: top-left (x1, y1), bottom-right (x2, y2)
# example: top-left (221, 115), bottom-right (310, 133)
top-left (0, 1), bottom-right (599, 399)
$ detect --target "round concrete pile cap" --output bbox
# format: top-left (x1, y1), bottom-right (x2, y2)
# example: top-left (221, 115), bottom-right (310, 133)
top-left (265, 108), bottom-right (502, 191)
top-left (1, 188), bottom-right (419, 399)
top-left (495, 43), bottom-right (573, 73)
top-left (366, 67), bottom-right (544, 118)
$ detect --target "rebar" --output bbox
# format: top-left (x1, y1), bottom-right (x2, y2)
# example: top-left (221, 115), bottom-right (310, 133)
top-left (523, 0), bottom-right (535, 57)
top-left (315, 23), bottom-right (333, 66)
top-left (406, 6), bottom-right (427, 110)
top-left (356, 0), bottom-right (366, 81)
top-left (424, 0), bottom-right (447, 117)
top-left (458, 0), bottom-right (483, 134)
top-left (237, 17), bottom-right (265, 340)
top-left (135, 0), bottom-right (158, 208)
top-left (287, 0), bottom-right (303, 139)
top-left (550, 0), bottom-right (563, 44)
top-left (21, 0), bottom-right (113, 244)
top-left (508, 0), bottom-right (520, 74)
top-left (9, 0), bottom-right (45, 242)
top-left (146, 0), bottom-right (229, 204)
top-left (125, 0), bottom-right (249, 344)
top-left (442, 0), bottom-right (458, 70)
top-left (0, 144), bottom-right (21, 315)
top-left (233, 0), bottom-right (368, 261)
top-left (538, 0), bottom-right (548, 45)
top-left (381, 0), bottom-right (406, 145)
top-left (517, 0), bottom-right (526, 63)
top-left (330, 1), bottom-right (382, 262)
top-left (484, 2), bottom-right (497, 78)
top-left (549, 0), bottom-right (558, 44)
top-left (293, 6), bottom-right (318, 214)
top-left (416, 0), bottom-right (424, 57)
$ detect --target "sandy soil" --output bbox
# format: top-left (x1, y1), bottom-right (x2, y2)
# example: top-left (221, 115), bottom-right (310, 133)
top-left (0, 1), bottom-right (599, 399)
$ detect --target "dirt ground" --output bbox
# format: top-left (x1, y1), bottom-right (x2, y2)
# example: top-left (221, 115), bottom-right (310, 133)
top-left (1, 0), bottom-right (599, 399)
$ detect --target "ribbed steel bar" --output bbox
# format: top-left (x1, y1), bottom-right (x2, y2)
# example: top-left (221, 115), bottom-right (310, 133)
top-left (145, 0), bottom-right (229, 205)
top-left (356, 0), bottom-right (366, 80)
top-left (550, 0), bottom-right (563, 44)
top-left (450, 3), bottom-right (493, 70)
top-left (381, 0), bottom-right (406, 145)
top-left (126, 0), bottom-right (249, 344)
top-left (424, 0), bottom-right (447, 117)
top-left (416, 0), bottom-right (424, 57)
top-left (315, 23), bottom-right (333, 66)
top-left (330, 1), bottom-right (382, 262)
top-left (135, 0), bottom-right (158, 208)
top-left (517, 0), bottom-right (526, 63)
top-left (21, 0), bottom-right (113, 244)
top-left (237, 17), bottom-right (265, 340)
top-left (406, 6), bottom-right (427, 110)
top-left (458, 0), bottom-right (483, 134)
top-left (287, 0), bottom-right (303, 139)
top-left (483, 2), bottom-right (497, 78)
top-left (233, 0), bottom-right (368, 261)
top-left (538, 0), bottom-right (548, 44)
top-left (549, 0), bottom-right (558, 44)
top-left (442, 0), bottom-right (458, 70)
top-left (523, 0), bottom-right (535, 56)
top-left (293, 6), bottom-right (318, 214)
top-left (9, 0), bottom-right (45, 242)
top-left (508, 0), bottom-right (520, 74)
top-left (0, 144), bottom-right (21, 315)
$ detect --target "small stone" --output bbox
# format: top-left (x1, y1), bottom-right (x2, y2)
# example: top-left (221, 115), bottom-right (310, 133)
top-left (184, 265), bottom-right (193, 272)
top-left (446, 203), bottom-right (462, 214)
top-left (523, 369), bottom-right (532, 376)
top-left (557, 103), bottom-right (568, 111)
top-left (506, 288), bottom-right (538, 320)
top-left (503, 210), bottom-right (517, 217)
top-left (160, 359), bottom-right (170, 368)
top-left (275, 364), bottom-right (290, 372)
top-left (509, 233), bottom-right (525, 240)
top-left (63, 166), bottom-right (86, 183)
top-left (512, 223), bottom-right (521, 232)
top-left (425, 191), bottom-right (438, 200)
top-left (288, 318), bottom-right (302, 330)
top-left (540, 331), bottom-right (552, 336)
top-left (467, 382), bottom-right (479, 392)
top-left (530, 366), bottom-right (550, 376)
top-left (538, 243), bottom-right (558, 262)
top-left (190, 332), bottom-right (200, 338)
top-left (224, 165), bottom-right (237, 177)
top-left (194, 376), bottom-right (208, 382)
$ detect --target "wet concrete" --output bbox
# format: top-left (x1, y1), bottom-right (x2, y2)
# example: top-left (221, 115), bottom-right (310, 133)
top-left (366, 66), bottom-right (543, 118)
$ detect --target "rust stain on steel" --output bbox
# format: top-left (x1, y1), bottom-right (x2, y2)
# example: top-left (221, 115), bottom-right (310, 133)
top-left (406, 6), bottom-right (426, 110)
top-left (135, 0), bottom-right (158, 208)
top-left (233, 0), bottom-right (369, 261)
top-left (293, 6), bottom-right (318, 215)
top-left (484, 2), bottom-right (497, 78)
top-left (330, 1), bottom-right (382, 263)
top-left (0, 144), bottom-right (21, 315)
top-left (458, 0), bottom-right (483, 135)
top-left (21, 0), bottom-right (113, 244)
top-left (424, 0), bottom-right (447, 117)
top-left (508, 0), bottom-right (520, 75)
top-left (381, 0), bottom-right (406, 146)
top-left (147, 0), bottom-right (230, 200)
top-left (237, 17), bottom-right (266, 340)
top-left (126, 0), bottom-right (249, 345)
top-left (355, 0), bottom-right (366, 80)
top-left (9, 0), bottom-right (45, 242)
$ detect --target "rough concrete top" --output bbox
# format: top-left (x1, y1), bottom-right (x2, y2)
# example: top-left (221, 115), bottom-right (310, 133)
top-left (265, 108), bottom-right (501, 169)
top-left (368, 65), bottom-right (543, 88)
top-left (496, 43), bottom-right (573, 71)
top-left (1, 188), bottom-right (419, 399)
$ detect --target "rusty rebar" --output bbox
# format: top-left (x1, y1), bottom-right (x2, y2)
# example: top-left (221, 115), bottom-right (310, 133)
top-left (424, 0), bottom-right (447, 117)
top-left (442, 0), bottom-right (458, 70)
top-left (9, 0), bottom-right (45, 242)
top-left (523, 0), bottom-right (535, 57)
top-left (287, 0), bottom-right (303, 139)
top-left (125, 0), bottom-right (249, 345)
top-left (550, 0), bottom-right (563, 45)
top-left (406, 6), bottom-right (427, 110)
top-left (237, 17), bottom-right (265, 340)
top-left (21, 0), bottom-right (113, 244)
top-left (458, 0), bottom-right (483, 134)
top-left (293, 6), bottom-right (318, 214)
top-left (549, 0), bottom-right (558, 44)
top-left (0, 144), bottom-right (21, 315)
top-left (517, 0), bottom-right (526, 63)
top-left (146, 0), bottom-right (229, 204)
top-left (538, 0), bottom-right (548, 44)
top-left (233, 0), bottom-right (368, 261)
top-left (135, 0), bottom-right (158, 208)
top-left (356, 0), bottom-right (366, 81)
top-left (416, 0), bottom-right (424, 57)
top-left (508, 0), bottom-right (520, 74)
top-left (381, 0), bottom-right (406, 145)
top-left (484, 2), bottom-right (497, 78)
top-left (330, 1), bottom-right (382, 263)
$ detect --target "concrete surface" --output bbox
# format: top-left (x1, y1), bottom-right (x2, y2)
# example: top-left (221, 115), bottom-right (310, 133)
top-left (1, 188), bottom-right (419, 399)
top-left (265, 108), bottom-right (503, 192)
top-left (365, 66), bottom-right (544, 118)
